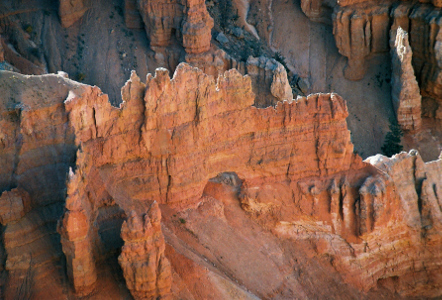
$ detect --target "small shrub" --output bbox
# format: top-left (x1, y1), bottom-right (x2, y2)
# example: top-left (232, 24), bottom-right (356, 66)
top-left (179, 218), bottom-right (186, 224)
top-left (24, 25), bottom-right (33, 34)
top-left (76, 73), bottom-right (86, 82)
top-left (381, 118), bottom-right (404, 157)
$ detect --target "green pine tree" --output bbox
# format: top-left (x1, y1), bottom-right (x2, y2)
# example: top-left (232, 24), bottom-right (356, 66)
top-left (381, 118), bottom-right (404, 157)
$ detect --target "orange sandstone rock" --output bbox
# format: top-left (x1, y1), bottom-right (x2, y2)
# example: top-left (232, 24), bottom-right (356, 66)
top-left (0, 188), bottom-right (31, 225)
top-left (1, 63), bottom-right (441, 298)
top-left (119, 202), bottom-right (172, 300)
top-left (391, 27), bottom-right (422, 131)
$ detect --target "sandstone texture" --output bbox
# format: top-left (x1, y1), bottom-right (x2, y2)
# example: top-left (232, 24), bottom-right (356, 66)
top-left (119, 202), bottom-right (172, 300)
top-left (0, 63), bottom-right (441, 298)
top-left (391, 27), bottom-right (422, 131)
top-left (1, 0), bottom-right (442, 295)
top-left (0, 188), bottom-right (31, 225)
top-left (135, 0), bottom-right (213, 54)
top-left (333, 3), bottom-right (390, 80)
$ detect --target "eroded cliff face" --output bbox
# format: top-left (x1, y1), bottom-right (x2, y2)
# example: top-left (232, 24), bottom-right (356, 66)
top-left (391, 27), bottom-right (422, 131)
top-left (0, 63), bottom-right (441, 299)
top-left (320, 0), bottom-right (442, 119)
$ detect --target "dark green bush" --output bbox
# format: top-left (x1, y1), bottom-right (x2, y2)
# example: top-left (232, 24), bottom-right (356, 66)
top-left (381, 118), bottom-right (404, 157)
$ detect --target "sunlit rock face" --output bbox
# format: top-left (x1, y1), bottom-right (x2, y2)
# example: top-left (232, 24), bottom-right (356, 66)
top-left (0, 64), bottom-right (441, 298)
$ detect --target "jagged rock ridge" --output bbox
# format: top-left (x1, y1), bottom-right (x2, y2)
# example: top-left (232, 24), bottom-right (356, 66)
top-left (0, 63), bottom-right (441, 298)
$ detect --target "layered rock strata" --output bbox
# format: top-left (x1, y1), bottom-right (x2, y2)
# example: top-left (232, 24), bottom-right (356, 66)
top-left (273, 149), bottom-right (442, 296)
top-left (0, 64), bottom-right (441, 298)
top-left (333, 3), bottom-right (391, 80)
top-left (391, 27), bottom-right (422, 131)
top-left (0, 72), bottom-right (77, 299)
top-left (64, 63), bottom-right (361, 207)
top-left (135, 0), bottom-right (213, 54)
top-left (301, 0), bottom-right (442, 119)
top-left (119, 202), bottom-right (172, 300)
top-left (0, 188), bottom-right (31, 225)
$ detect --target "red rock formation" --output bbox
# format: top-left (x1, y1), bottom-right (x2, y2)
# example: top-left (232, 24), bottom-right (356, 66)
top-left (246, 56), bottom-right (293, 107)
top-left (137, 0), bottom-right (184, 48)
top-left (57, 168), bottom-right (98, 296)
top-left (274, 149), bottom-right (442, 297)
top-left (0, 72), bottom-right (78, 299)
top-left (391, 27), bottom-right (422, 131)
top-left (135, 0), bottom-right (213, 54)
top-left (333, 3), bottom-right (390, 80)
top-left (119, 202), bottom-right (172, 299)
top-left (0, 188), bottom-right (31, 225)
top-left (64, 63), bottom-right (361, 209)
top-left (401, 3), bottom-right (442, 119)
top-left (182, 0), bottom-right (214, 54)
top-left (1, 63), bottom-right (441, 298)
top-left (59, 0), bottom-right (88, 28)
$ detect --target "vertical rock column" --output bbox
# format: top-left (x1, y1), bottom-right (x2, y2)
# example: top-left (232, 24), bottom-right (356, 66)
top-left (57, 168), bottom-right (97, 296)
top-left (390, 27), bottom-right (422, 131)
top-left (58, 210), bottom-right (97, 296)
top-left (118, 202), bottom-right (172, 300)
top-left (182, 0), bottom-right (214, 55)
top-left (137, 0), bottom-right (184, 49)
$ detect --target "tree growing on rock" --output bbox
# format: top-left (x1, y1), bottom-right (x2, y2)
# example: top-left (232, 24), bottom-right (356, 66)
top-left (381, 118), bottom-right (404, 157)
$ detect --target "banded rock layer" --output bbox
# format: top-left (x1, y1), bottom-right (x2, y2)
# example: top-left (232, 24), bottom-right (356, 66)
top-left (0, 64), bottom-right (441, 298)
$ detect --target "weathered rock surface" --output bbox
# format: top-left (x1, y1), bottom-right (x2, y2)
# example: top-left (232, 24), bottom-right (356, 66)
top-left (64, 63), bottom-right (360, 208)
top-left (300, 0), bottom-right (442, 122)
top-left (0, 188), bottom-right (31, 225)
top-left (135, 0), bottom-right (213, 54)
top-left (59, 0), bottom-right (88, 28)
top-left (246, 56), bottom-right (293, 107)
top-left (333, 3), bottom-right (391, 80)
top-left (124, 0), bottom-right (144, 29)
top-left (57, 172), bottom-right (98, 296)
top-left (391, 27), bottom-right (422, 131)
top-left (119, 202), bottom-right (172, 300)
top-left (0, 64), bottom-right (441, 298)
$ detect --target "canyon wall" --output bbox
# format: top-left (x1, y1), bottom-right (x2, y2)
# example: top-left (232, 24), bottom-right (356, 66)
top-left (299, 0), bottom-right (442, 123)
top-left (0, 63), bottom-right (441, 298)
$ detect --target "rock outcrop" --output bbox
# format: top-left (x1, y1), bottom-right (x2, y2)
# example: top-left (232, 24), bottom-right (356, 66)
top-left (0, 188), bottom-right (31, 225)
top-left (64, 63), bottom-right (361, 208)
top-left (119, 202), bottom-right (172, 300)
top-left (59, 0), bottom-right (88, 28)
top-left (246, 56), bottom-right (293, 107)
top-left (391, 27), bottom-right (422, 131)
top-left (57, 168), bottom-right (98, 296)
top-left (0, 64), bottom-right (441, 298)
top-left (333, 3), bottom-right (391, 80)
top-left (300, 0), bottom-right (442, 120)
top-left (273, 149), bottom-right (442, 297)
top-left (135, 0), bottom-right (213, 54)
